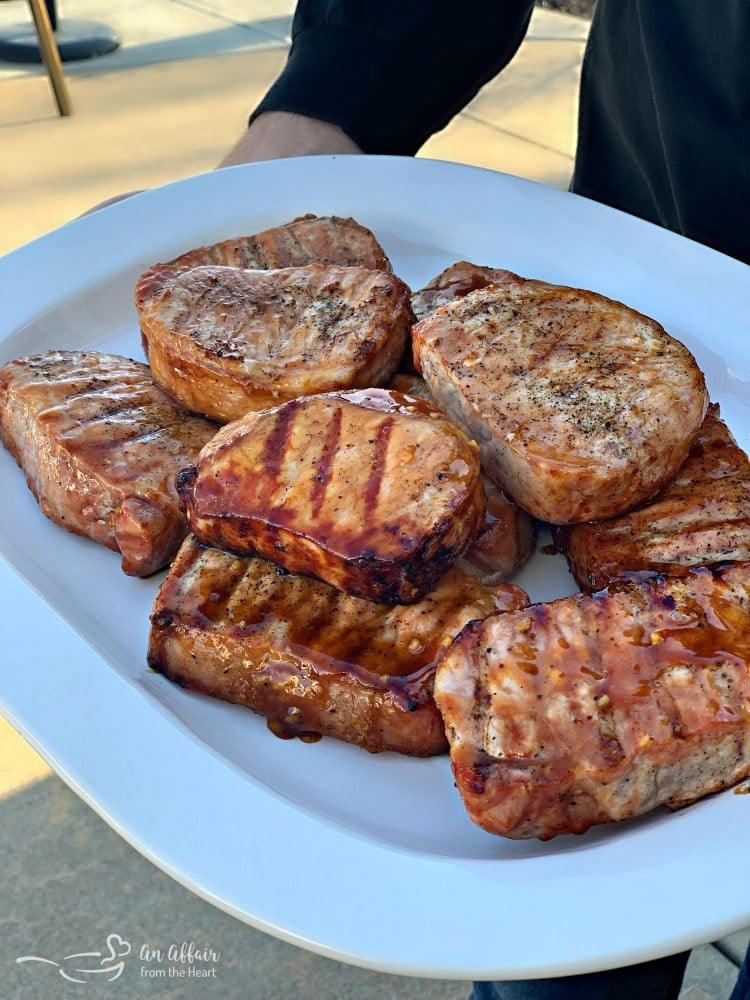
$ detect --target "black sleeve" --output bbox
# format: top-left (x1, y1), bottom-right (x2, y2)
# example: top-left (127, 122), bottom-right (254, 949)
top-left (572, 0), bottom-right (750, 263)
top-left (249, 0), bottom-right (535, 154)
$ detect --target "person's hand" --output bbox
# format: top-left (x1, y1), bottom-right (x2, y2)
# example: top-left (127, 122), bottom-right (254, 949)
top-left (218, 111), bottom-right (362, 167)
top-left (82, 112), bottom-right (360, 217)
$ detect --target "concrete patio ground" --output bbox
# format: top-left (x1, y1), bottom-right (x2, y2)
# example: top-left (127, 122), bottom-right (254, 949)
top-left (1, 2), bottom-right (748, 997)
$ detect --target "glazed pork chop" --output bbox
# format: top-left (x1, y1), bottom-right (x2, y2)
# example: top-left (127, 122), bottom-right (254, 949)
top-left (434, 562), bottom-right (750, 839)
top-left (166, 214), bottom-right (393, 273)
top-left (411, 271), bottom-right (708, 524)
top-left (556, 403), bottom-right (750, 590)
top-left (389, 374), bottom-right (536, 584)
top-left (177, 388), bottom-right (487, 604)
top-left (148, 535), bottom-right (530, 756)
top-left (0, 350), bottom-right (218, 576)
top-left (136, 263), bottom-right (413, 423)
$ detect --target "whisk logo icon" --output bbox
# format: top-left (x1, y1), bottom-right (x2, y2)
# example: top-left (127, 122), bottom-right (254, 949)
top-left (16, 932), bottom-right (131, 984)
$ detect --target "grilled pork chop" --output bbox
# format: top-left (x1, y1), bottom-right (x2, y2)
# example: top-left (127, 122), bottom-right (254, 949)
top-left (0, 350), bottom-right (218, 576)
top-left (148, 535), bottom-right (530, 755)
top-left (177, 388), bottom-right (487, 604)
top-left (411, 271), bottom-right (709, 524)
top-left (434, 562), bottom-right (750, 839)
top-left (389, 374), bottom-right (536, 584)
top-left (410, 261), bottom-right (520, 321)
top-left (166, 214), bottom-right (393, 273)
top-left (556, 404), bottom-right (750, 590)
top-left (136, 263), bottom-right (413, 423)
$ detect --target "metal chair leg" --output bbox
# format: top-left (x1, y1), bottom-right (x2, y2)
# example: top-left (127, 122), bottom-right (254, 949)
top-left (26, 0), bottom-right (72, 116)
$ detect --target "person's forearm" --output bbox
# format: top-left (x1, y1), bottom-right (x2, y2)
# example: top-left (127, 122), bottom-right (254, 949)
top-left (249, 0), bottom-right (535, 155)
top-left (219, 112), bottom-right (362, 168)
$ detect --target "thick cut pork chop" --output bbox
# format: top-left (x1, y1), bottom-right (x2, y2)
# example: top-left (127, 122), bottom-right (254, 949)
top-left (148, 535), bottom-right (529, 756)
top-left (167, 214), bottom-right (393, 273)
top-left (177, 388), bottom-right (486, 604)
top-left (556, 404), bottom-right (750, 590)
top-left (136, 263), bottom-right (413, 423)
top-left (0, 351), bottom-right (218, 576)
top-left (434, 563), bottom-right (750, 839)
top-left (411, 272), bottom-right (708, 524)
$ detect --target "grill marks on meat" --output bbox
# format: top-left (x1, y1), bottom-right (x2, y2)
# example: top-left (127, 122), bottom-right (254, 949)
top-left (556, 404), bottom-right (750, 590)
top-left (434, 563), bottom-right (750, 839)
top-left (148, 535), bottom-right (530, 755)
top-left (411, 272), bottom-right (709, 524)
top-left (136, 263), bottom-right (413, 423)
top-left (166, 214), bottom-right (393, 273)
top-left (0, 351), bottom-right (218, 576)
top-left (178, 388), bottom-right (487, 604)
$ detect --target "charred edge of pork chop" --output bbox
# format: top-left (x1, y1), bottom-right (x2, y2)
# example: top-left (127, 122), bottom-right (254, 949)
top-left (135, 264), bottom-right (414, 424)
top-left (163, 215), bottom-right (394, 273)
top-left (0, 350), bottom-right (219, 576)
top-left (555, 403), bottom-right (750, 590)
top-left (411, 274), bottom-right (709, 525)
top-left (434, 563), bottom-right (750, 839)
top-left (147, 536), bottom-right (530, 755)
top-left (177, 388), bottom-right (488, 604)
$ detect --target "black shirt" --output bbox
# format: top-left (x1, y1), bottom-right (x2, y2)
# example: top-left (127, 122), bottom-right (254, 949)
top-left (252, 1), bottom-right (750, 264)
